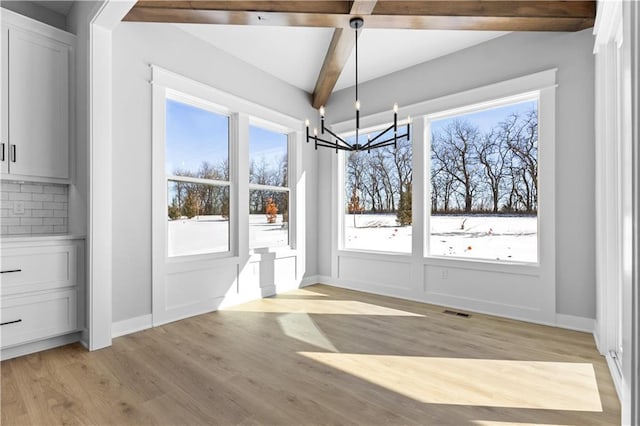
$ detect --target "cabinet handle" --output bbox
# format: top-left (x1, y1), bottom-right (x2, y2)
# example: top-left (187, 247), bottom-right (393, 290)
top-left (0, 319), bottom-right (22, 326)
top-left (10, 144), bottom-right (16, 162)
top-left (1, 143), bottom-right (4, 161)
top-left (0, 269), bottom-right (22, 274)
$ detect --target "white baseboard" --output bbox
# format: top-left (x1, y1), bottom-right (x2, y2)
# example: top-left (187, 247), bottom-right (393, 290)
top-left (114, 280), bottom-right (317, 338)
top-left (219, 287), bottom-right (274, 309)
top-left (80, 329), bottom-right (90, 350)
top-left (314, 275), bottom-right (336, 285)
top-left (1, 332), bottom-right (81, 361)
top-left (313, 277), bottom-right (597, 334)
top-left (555, 313), bottom-right (596, 333)
top-left (300, 275), bottom-right (322, 287)
top-left (112, 314), bottom-right (152, 338)
top-left (605, 351), bottom-right (625, 403)
top-left (592, 325), bottom-right (605, 355)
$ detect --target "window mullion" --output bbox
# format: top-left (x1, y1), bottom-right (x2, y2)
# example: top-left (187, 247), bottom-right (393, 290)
top-left (248, 183), bottom-right (289, 192)
top-left (413, 117), bottom-right (426, 259)
top-left (234, 112), bottom-right (250, 258)
top-left (167, 175), bottom-right (230, 187)
top-left (288, 131), bottom-right (299, 252)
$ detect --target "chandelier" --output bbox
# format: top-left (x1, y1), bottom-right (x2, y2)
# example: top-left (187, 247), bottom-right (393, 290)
top-left (306, 17), bottom-right (411, 153)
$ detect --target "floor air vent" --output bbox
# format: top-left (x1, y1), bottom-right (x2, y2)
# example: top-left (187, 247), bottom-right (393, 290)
top-left (443, 310), bottom-right (471, 318)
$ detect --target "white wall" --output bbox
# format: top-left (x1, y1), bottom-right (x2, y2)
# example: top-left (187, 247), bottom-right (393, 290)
top-left (593, 1), bottom-right (639, 423)
top-left (1, 1), bottom-right (67, 31)
top-left (320, 29), bottom-right (596, 320)
top-left (67, 1), bottom-right (105, 236)
top-left (111, 22), bottom-right (318, 323)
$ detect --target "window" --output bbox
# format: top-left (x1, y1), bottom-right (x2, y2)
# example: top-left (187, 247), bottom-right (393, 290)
top-left (249, 124), bottom-right (289, 249)
top-left (343, 127), bottom-right (412, 253)
top-left (152, 66), bottom-right (303, 324)
top-left (165, 98), bottom-right (230, 257)
top-left (428, 98), bottom-right (538, 263)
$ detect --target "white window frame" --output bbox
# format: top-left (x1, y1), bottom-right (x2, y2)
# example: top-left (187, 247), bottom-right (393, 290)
top-left (337, 121), bottom-right (414, 256)
top-left (164, 91), bottom-right (234, 259)
top-left (331, 69), bottom-right (556, 278)
top-left (424, 91), bottom-right (541, 265)
top-left (248, 117), bottom-right (292, 252)
top-left (151, 65), bottom-right (304, 325)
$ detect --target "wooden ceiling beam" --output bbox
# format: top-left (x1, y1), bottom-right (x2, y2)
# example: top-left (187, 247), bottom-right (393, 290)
top-left (311, 28), bottom-right (356, 109)
top-left (349, 0), bottom-right (378, 16)
top-left (123, 7), bottom-right (594, 32)
top-left (122, 0), bottom-right (596, 107)
top-left (311, 0), bottom-right (377, 109)
top-left (134, 1), bottom-right (352, 14)
top-left (372, 1), bottom-right (596, 19)
top-left (130, 0), bottom-right (595, 20)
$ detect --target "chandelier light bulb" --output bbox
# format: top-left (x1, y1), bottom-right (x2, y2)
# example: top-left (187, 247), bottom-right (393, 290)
top-left (314, 128), bottom-right (318, 136)
top-left (355, 100), bottom-right (361, 111)
top-left (320, 106), bottom-right (325, 117)
top-left (393, 103), bottom-right (398, 114)
top-left (305, 119), bottom-right (309, 127)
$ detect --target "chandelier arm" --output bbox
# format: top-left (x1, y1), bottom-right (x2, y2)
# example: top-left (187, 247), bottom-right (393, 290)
top-left (363, 124), bottom-right (396, 147)
top-left (321, 126), bottom-right (352, 148)
top-left (367, 140), bottom-right (401, 150)
top-left (367, 132), bottom-right (411, 150)
top-left (312, 135), bottom-right (333, 145)
top-left (315, 141), bottom-right (353, 151)
top-left (313, 134), bottom-right (350, 149)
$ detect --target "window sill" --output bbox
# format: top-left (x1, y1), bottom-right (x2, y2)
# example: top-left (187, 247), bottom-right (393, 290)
top-left (334, 250), bottom-right (539, 275)
top-left (167, 251), bottom-right (236, 265)
top-left (337, 249), bottom-right (413, 262)
top-left (424, 255), bottom-right (540, 276)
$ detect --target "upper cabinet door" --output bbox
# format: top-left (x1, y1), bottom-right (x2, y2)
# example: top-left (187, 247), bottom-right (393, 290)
top-left (1, 25), bottom-right (8, 175)
top-left (8, 27), bottom-right (70, 180)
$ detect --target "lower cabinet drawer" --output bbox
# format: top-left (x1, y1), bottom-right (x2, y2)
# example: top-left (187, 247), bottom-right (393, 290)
top-left (1, 244), bottom-right (76, 295)
top-left (1, 289), bottom-right (77, 348)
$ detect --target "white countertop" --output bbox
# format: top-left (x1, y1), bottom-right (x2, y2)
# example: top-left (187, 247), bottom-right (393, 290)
top-left (1, 234), bottom-right (86, 243)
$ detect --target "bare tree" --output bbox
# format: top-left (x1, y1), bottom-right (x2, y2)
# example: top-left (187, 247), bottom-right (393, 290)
top-left (371, 149), bottom-right (396, 212)
top-left (476, 129), bottom-right (509, 212)
top-left (346, 152), bottom-right (367, 210)
top-left (432, 119), bottom-right (481, 213)
top-left (498, 110), bottom-right (538, 213)
top-left (431, 137), bottom-right (458, 213)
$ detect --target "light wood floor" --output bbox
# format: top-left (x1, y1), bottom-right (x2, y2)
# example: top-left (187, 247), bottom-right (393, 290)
top-left (1, 285), bottom-right (620, 425)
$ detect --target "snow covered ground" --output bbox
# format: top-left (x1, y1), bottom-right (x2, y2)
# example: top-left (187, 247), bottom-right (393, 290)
top-left (168, 213), bottom-right (536, 263)
top-left (344, 214), bottom-right (537, 263)
top-left (248, 214), bottom-right (288, 249)
top-left (168, 216), bottom-right (229, 256)
top-left (168, 214), bottom-right (288, 256)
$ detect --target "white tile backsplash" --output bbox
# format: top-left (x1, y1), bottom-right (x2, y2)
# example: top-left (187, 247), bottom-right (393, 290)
top-left (1, 181), bottom-right (68, 236)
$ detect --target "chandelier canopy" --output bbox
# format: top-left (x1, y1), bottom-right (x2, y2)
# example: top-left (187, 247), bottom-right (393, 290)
top-left (306, 17), bottom-right (411, 153)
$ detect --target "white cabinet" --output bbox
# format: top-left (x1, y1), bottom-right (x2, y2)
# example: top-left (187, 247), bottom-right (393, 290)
top-left (0, 237), bottom-right (84, 358)
top-left (1, 9), bottom-right (75, 182)
top-left (1, 23), bottom-right (8, 176)
top-left (1, 243), bottom-right (77, 295)
top-left (1, 289), bottom-right (77, 348)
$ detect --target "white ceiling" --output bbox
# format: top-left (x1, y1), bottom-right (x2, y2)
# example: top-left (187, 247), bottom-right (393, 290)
top-left (177, 24), bottom-right (507, 94)
top-left (178, 24), bottom-right (334, 94)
